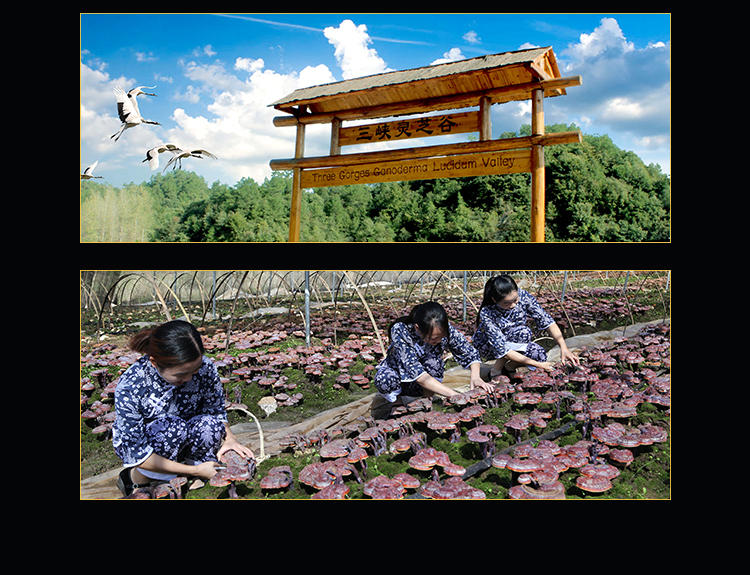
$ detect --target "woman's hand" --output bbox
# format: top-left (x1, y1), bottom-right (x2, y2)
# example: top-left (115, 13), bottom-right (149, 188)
top-left (217, 437), bottom-right (255, 461)
top-left (470, 374), bottom-right (495, 393)
top-left (192, 460), bottom-right (221, 480)
top-left (559, 347), bottom-right (580, 366)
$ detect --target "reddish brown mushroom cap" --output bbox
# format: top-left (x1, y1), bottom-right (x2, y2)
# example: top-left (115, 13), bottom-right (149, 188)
top-left (363, 475), bottom-right (405, 498)
top-left (576, 474), bottom-right (613, 493)
top-left (311, 483), bottom-right (350, 500)
top-left (260, 466), bottom-right (293, 490)
top-left (319, 438), bottom-right (351, 459)
top-left (506, 457), bottom-right (543, 473)
top-left (608, 448), bottom-right (634, 466)
top-left (579, 463), bottom-right (621, 480)
top-left (346, 447), bottom-right (369, 464)
top-left (393, 473), bottom-right (420, 490)
top-left (442, 462), bottom-right (466, 477)
top-left (509, 481), bottom-right (566, 499)
top-left (514, 391), bottom-right (542, 405)
top-left (491, 453), bottom-right (512, 469)
top-left (299, 463), bottom-right (336, 490)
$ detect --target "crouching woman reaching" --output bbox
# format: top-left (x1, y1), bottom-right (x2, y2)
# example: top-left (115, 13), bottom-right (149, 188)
top-left (112, 320), bottom-right (254, 496)
top-left (371, 301), bottom-right (493, 419)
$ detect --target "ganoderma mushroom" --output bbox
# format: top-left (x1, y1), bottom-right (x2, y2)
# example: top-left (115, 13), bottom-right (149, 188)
top-left (575, 474), bottom-right (613, 494)
top-left (491, 453), bottom-right (512, 470)
top-left (363, 475), bottom-right (406, 499)
top-left (209, 450), bottom-right (256, 499)
top-left (346, 447), bottom-right (369, 481)
top-left (389, 432), bottom-right (426, 455)
top-left (311, 483), bottom-right (350, 500)
top-left (426, 411), bottom-right (461, 443)
top-left (466, 424), bottom-right (501, 459)
top-left (299, 462), bottom-right (336, 491)
top-left (508, 480), bottom-right (566, 500)
top-left (357, 426), bottom-right (387, 455)
top-left (458, 405), bottom-right (486, 426)
top-left (260, 465), bottom-right (293, 494)
top-left (393, 472), bottom-right (421, 491)
top-left (504, 414), bottom-right (531, 443)
top-left (319, 438), bottom-right (353, 459)
top-left (408, 447), bottom-right (452, 482)
top-left (419, 476), bottom-right (486, 500)
top-left (608, 448), bottom-right (634, 467)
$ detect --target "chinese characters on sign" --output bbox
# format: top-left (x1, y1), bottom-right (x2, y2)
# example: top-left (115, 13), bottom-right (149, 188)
top-left (338, 112), bottom-right (480, 147)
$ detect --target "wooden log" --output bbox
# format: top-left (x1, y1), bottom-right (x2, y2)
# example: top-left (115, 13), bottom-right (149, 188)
top-left (300, 149), bottom-right (532, 188)
top-left (330, 117), bottom-right (341, 155)
top-left (270, 131), bottom-right (580, 171)
top-left (530, 89), bottom-right (545, 243)
top-left (479, 96), bottom-right (491, 141)
top-left (288, 118), bottom-right (306, 242)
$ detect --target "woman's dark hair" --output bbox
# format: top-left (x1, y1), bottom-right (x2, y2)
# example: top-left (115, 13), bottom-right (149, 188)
top-left (128, 320), bottom-right (205, 369)
top-left (476, 275), bottom-right (519, 326)
top-left (389, 301), bottom-right (450, 341)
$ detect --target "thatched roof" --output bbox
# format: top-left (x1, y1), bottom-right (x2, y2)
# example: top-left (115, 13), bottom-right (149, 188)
top-left (271, 46), bottom-right (563, 117)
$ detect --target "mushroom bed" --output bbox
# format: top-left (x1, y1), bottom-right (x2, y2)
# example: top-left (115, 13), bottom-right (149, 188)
top-left (81, 316), bottom-right (670, 500)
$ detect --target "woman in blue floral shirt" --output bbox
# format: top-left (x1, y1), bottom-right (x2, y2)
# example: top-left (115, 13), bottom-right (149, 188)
top-left (473, 275), bottom-right (579, 377)
top-left (112, 320), bottom-right (253, 496)
top-left (372, 301), bottom-right (493, 418)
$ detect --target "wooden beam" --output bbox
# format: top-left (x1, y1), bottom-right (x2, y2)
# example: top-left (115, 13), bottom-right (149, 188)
top-left (300, 149), bottom-right (532, 188)
top-left (272, 75), bottom-right (582, 127)
top-left (270, 131), bottom-right (581, 171)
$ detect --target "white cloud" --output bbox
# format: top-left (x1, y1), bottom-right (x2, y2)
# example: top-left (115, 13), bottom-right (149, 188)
top-left (192, 45), bottom-right (217, 58)
top-left (431, 47), bottom-right (465, 65)
top-left (173, 85), bottom-right (201, 104)
top-left (324, 19), bottom-right (391, 79)
top-left (235, 57), bottom-right (265, 73)
top-left (135, 51), bottom-right (157, 63)
top-left (463, 30), bottom-right (481, 44)
top-left (161, 60), bottom-right (337, 184)
top-left (554, 17), bottom-right (669, 154)
top-left (80, 53), bottom-right (337, 184)
top-left (602, 97), bottom-right (646, 121)
top-left (563, 17), bottom-right (634, 66)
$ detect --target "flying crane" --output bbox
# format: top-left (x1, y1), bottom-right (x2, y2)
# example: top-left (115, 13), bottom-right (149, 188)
top-left (142, 144), bottom-right (181, 171)
top-left (80, 161), bottom-right (103, 180)
top-left (110, 85), bottom-right (160, 142)
top-left (162, 148), bottom-right (218, 172)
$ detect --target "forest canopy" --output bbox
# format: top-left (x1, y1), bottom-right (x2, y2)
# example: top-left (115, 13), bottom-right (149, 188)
top-left (80, 125), bottom-right (670, 242)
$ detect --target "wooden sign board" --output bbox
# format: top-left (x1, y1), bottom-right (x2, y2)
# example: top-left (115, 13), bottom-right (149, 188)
top-left (338, 112), bottom-right (479, 147)
top-left (300, 149), bottom-right (531, 188)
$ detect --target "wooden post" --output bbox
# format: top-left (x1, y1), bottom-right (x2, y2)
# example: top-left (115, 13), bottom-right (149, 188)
top-left (288, 108), bottom-right (307, 242)
top-left (479, 96), bottom-right (491, 141)
top-left (530, 88), bottom-right (545, 242)
top-left (330, 117), bottom-right (341, 155)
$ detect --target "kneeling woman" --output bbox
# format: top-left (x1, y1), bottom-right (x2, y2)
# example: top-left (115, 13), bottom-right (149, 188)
top-left (372, 301), bottom-right (493, 419)
top-left (473, 275), bottom-right (579, 376)
top-left (112, 320), bottom-right (254, 496)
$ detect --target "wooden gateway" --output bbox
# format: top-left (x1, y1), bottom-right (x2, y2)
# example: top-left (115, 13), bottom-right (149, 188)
top-left (270, 46), bottom-right (581, 242)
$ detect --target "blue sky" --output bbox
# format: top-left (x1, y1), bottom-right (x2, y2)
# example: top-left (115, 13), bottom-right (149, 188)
top-left (81, 13), bottom-right (670, 187)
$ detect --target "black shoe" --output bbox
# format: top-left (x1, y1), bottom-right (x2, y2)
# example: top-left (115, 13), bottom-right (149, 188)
top-left (117, 467), bottom-right (150, 497)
